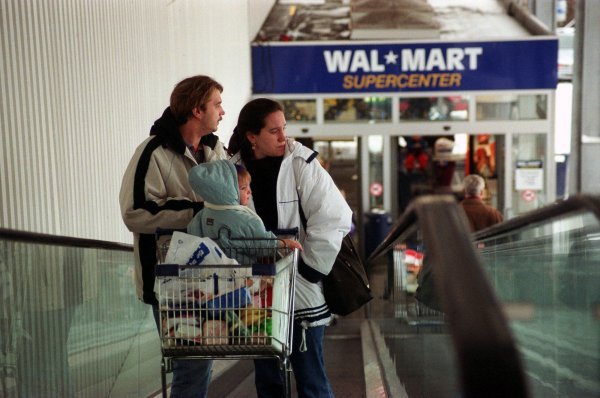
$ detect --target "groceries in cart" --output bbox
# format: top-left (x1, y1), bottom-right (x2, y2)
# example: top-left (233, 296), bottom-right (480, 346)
top-left (155, 230), bottom-right (292, 348)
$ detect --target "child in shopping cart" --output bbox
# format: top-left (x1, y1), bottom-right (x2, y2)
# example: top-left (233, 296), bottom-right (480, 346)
top-left (187, 159), bottom-right (301, 299)
top-left (186, 160), bottom-right (302, 341)
top-left (187, 159), bottom-right (302, 260)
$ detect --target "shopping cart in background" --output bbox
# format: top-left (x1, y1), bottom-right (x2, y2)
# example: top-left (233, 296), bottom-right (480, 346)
top-left (154, 229), bottom-right (298, 398)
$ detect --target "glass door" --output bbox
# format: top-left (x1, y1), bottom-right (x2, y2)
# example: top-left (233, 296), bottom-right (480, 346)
top-left (509, 133), bottom-right (549, 217)
top-left (393, 133), bottom-right (509, 219)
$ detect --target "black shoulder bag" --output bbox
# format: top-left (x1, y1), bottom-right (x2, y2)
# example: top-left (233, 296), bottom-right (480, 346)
top-left (298, 201), bottom-right (373, 316)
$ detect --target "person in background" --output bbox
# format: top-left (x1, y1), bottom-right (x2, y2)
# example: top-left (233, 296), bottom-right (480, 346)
top-left (432, 137), bottom-right (462, 194)
top-left (228, 98), bottom-right (352, 398)
top-left (119, 75), bottom-right (226, 398)
top-left (460, 174), bottom-right (503, 232)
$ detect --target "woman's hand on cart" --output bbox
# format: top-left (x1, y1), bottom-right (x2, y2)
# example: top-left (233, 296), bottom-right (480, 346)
top-left (279, 238), bottom-right (302, 251)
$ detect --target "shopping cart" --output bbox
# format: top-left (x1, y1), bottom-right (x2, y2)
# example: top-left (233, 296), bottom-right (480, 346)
top-left (154, 229), bottom-right (298, 398)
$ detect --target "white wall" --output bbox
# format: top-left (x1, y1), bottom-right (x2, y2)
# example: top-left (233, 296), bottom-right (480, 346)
top-left (248, 0), bottom-right (276, 40)
top-left (0, 0), bottom-right (258, 243)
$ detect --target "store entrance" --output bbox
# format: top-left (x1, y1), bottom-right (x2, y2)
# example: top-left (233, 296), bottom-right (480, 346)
top-left (394, 134), bottom-right (505, 217)
top-left (294, 130), bottom-right (549, 250)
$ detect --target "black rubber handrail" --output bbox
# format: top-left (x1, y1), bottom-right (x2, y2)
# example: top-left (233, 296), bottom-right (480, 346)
top-left (368, 194), bottom-right (600, 263)
top-left (0, 227), bottom-right (133, 252)
top-left (364, 194), bottom-right (600, 398)
top-left (414, 195), bottom-right (529, 397)
top-left (473, 194), bottom-right (600, 241)
top-left (367, 195), bottom-right (530, 397)
top-left (366, 202), bottom-right (417, 263)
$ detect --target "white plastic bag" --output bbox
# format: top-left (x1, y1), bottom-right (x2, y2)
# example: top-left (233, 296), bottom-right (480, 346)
top-left (164, 231), bottom-right (238, 266)
top-left (158, 232), bottom-right (244, 306)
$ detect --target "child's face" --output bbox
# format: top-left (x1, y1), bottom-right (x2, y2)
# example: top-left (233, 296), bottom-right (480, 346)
top-left (238, 176), bottom-right (251, 206)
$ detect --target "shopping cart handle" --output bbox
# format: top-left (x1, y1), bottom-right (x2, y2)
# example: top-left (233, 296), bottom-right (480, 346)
top-left (155, 228), bottom-right (187, 238)
top-left (274, 227), bottom-right (299, 236)
top-left (252, 263), bottom-right (276, 276)
top-left (155, 264), bottom-right (179, 276)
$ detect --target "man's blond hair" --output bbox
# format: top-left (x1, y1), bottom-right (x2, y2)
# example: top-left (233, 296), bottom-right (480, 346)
top-left (170, 75), bottom-right (223, 125)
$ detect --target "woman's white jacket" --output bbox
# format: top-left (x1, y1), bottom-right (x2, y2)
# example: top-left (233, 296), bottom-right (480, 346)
top-left (231, 139), bottom-right (352, 327)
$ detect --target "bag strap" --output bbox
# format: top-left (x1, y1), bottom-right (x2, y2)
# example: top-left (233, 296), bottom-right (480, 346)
top-left (298, 196), bottom-right (308, 231)
top-left (292, 156), bottom-right (311, 232)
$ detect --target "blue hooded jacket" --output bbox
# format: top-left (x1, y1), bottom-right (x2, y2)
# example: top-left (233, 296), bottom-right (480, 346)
top-left (187, 160), bottom-right (279, 263)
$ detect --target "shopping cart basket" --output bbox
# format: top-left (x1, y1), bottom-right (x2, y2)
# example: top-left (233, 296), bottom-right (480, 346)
top-left (154, 229), bottom-right (298, 397)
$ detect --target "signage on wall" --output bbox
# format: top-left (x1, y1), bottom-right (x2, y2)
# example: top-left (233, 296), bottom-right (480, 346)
top-left (369, 182), bottom-right (383, 197)
top-left (521, 189), bottom-right (536, 202)
top-left (515, 160), bottom-right (544, 191)
top-left (252, 39), bottom-right (558, 94)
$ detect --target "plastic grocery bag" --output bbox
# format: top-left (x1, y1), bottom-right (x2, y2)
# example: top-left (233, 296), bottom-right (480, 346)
top-left (164, 231), bottom-right (238, 267)
top-left (158, 232), bottom-right (244, 306)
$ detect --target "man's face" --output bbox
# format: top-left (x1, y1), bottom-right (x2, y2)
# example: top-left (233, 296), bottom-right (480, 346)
top-left (197, 88), bottom-right (224, 134)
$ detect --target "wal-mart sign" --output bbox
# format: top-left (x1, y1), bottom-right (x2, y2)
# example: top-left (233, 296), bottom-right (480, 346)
top-left (252, 39), bottom-right (557, 94)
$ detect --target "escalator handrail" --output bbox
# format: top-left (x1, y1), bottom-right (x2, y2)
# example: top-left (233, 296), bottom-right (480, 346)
top-left (473, 193), bottom-right (600, 241)
top-left (367, 195), bottom-right (530, 397)
top-left (368, 194), bottom-right (600, 263)
top-left (0, 227), bottom-right (133, 252)
top-left (364, 194), bottom-right (600, 396)
top-left (366, 201), bottom-right (418, 263)
top-left (416, 195), bottom-right (529, 397)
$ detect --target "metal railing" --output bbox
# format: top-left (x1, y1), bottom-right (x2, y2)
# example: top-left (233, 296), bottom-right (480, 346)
top-left (0, 228), bottom-right (161, 398)
top-left (471, 194), bottom-right (600, 398)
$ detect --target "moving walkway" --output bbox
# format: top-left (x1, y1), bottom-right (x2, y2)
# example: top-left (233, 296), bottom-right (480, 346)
top-left (1, 194), bottom-right (598, 397)
top-left (366, 194), bottom-right (600, 397)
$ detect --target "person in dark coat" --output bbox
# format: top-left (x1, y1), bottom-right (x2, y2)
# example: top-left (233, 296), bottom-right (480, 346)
top-left (460, 174), bottom-right (503, 232)
top-left (119, 75), bottom-right (227, 398)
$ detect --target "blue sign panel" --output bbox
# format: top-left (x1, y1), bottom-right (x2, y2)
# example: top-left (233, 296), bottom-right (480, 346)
top-left (252, 39), bottom-right (557, 94)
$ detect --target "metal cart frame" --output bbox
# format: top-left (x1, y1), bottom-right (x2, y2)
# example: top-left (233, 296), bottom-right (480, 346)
top-left (154, 230), bottom-right (298, 397)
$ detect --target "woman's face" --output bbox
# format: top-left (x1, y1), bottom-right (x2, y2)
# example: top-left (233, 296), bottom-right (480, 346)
top-left (247, 110), bottom-right (286, 159)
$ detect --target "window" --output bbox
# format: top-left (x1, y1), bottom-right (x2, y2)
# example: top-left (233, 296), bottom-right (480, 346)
top-left (324, 97), bottom-right (391, 123)
top-left (399, 96), bottom-right (469, 121)
top-left (476, 95), bottom-right (547, 121)
top-left (281, 99), bottom-right (317, 122)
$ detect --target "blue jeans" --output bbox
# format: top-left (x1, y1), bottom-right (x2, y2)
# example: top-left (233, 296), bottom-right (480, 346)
top-left (152, 305), bottom-right (213, 398)
top-left (254, 322), bottom-right (334, 398)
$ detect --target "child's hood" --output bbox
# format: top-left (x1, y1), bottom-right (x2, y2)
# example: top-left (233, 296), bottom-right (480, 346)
top-left (188, 159), bottom-right (239, 206)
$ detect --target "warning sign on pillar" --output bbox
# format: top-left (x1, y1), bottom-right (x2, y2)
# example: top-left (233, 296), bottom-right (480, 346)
top-left (521, 189), bottom-right (536, 202)
top-left (369, 182), bottom-right (383, 197)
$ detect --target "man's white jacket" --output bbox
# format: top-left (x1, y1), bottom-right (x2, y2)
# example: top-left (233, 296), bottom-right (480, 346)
top-left (119, 107), bottom-right (227, 304)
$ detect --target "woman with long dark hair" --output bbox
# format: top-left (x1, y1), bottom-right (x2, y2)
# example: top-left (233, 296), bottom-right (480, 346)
top-left (228, 98), bottom-right (352, 397)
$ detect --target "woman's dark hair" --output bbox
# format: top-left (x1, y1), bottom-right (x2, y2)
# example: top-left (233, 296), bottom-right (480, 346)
top-left (228, 98), bottom-right (284, 162)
